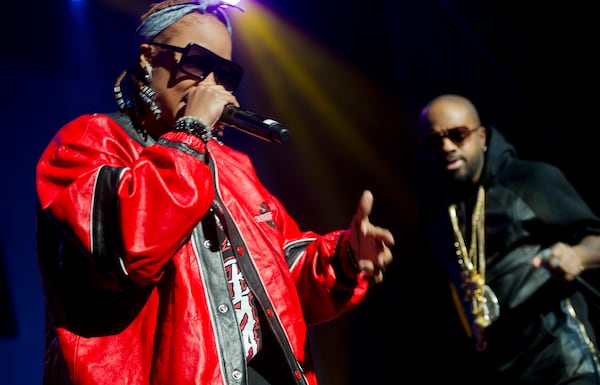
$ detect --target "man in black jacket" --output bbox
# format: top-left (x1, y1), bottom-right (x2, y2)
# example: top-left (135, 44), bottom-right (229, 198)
top-left (417, 94), bottom-right (600, 384)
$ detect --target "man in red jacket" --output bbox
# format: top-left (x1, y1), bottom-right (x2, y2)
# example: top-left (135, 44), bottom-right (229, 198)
top-left (35, 1), bottom-right (395, 384)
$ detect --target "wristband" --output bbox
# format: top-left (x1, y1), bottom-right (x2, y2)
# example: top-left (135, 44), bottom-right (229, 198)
top-left (174, 116), bottom-right (212, 142)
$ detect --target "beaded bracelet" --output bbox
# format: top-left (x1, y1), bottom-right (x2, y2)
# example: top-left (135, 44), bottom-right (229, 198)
top-left (174, 116), bottom-right (213, 142)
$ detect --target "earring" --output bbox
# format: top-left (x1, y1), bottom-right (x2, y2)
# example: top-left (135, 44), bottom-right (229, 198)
top-left (139, 84), bottom-right (162, 120)
top-left (114, 85), bottom-right (126, 111)
top-left (144, 64), bottom-right (153, 83)
top-left (113, 70), bottom-right (128, 111)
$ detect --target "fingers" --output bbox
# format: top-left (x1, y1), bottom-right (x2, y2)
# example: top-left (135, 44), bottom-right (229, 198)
top-left (184, 84), bottom-right (238, 126)
top-left (357, 241), bottom-right (393, 268)
top-left (357, 232), bottom-right (394, 282)
top-left (533, 247), bottom-right (559, 268)
top-left (348, 190), bottom-right (395, 283)
top-left (534, 244), bottom-right (585, 281)
top-left (356, 190), bottom-right (374, 225)
top-left (540, 248), bottom-right (559, 268)
top-left (358, 258), bottom-right (386, 283)
top-left (372, 270), bottom-right (384, 284)
top-left (374, 226), bottom-right (396, 249)
top-left (354, 190), bottom-right (395, 246)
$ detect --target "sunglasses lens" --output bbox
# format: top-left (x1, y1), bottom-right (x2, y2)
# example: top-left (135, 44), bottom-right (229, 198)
top-left (214, 63), bottom-right (243, 92)
top-left (180, 46), bottom-right (213, 80)
top-left (447, 127), bottom-right (469, 143)
top-left (181, 44), bottom-right (243, 92)
top-left (422, 126), bottom-right (475, 149)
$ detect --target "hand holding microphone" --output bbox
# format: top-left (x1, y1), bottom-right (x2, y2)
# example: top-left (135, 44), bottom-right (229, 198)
top-left (220, 104), bottom-right (290, 143)
top-left (535, 246), bottom-right (600, 300)
top-left (182, 85), bottom-right (289, 143)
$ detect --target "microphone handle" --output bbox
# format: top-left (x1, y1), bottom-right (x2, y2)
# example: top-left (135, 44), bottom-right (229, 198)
top-left (220, 105), bottom-right (290, 144)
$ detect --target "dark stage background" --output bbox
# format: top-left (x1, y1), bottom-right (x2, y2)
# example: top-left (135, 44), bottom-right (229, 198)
top-left (1, 1), bottom-right (599, 384)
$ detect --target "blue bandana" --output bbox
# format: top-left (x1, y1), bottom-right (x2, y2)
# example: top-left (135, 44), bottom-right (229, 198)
top-left (133, 1), bottom-right (242, 48)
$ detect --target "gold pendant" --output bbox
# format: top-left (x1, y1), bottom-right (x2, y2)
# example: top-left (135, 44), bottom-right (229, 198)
top-left (471, 284), bottom-right (499, 351)
top-left (480, 284), bottom-right (500, 324)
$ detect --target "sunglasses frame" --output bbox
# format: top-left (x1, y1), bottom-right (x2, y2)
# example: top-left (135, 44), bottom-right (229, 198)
top-left (421, 126), bottom-right (481, 149)
top-left (147, 42), bottom-right (243, 92)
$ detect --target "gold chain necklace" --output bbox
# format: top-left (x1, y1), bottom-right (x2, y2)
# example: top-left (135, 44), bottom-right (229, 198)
top-left (448, 185), bottom-right (499, 350)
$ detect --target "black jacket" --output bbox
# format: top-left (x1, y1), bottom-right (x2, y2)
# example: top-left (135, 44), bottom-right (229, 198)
top-left (419, 126), bottom-right (600, 384)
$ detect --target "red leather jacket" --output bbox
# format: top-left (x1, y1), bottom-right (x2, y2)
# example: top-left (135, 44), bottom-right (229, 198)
top-left (35, 112), bottom-right (370, 385)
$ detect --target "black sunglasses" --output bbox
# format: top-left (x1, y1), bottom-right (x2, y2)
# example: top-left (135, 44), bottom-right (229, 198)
top-left (421, 126), bottom-right (480, 149)
top-left (148, 42), bottom-right (243, 92)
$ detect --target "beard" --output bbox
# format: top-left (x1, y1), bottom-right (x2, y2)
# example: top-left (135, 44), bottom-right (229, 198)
top-left (438, 154), bottom-right (484, 189)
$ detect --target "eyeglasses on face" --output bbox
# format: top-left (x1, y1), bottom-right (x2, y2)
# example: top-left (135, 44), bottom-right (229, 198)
top-left (421, 126), bottom-right (480, 150)
top-left (148, 42), bottom-right (244, 92)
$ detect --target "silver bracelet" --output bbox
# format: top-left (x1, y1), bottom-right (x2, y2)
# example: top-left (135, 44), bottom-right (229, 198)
top-left (174, 116), bottom-right (213, 142)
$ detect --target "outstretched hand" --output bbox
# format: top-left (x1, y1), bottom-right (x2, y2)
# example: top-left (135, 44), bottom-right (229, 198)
top-left (348, 190), bottom-right (395, 283)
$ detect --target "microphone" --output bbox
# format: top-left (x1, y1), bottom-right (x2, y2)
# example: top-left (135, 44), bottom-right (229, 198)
top-left (575, 276), bottom-right (600, 301)
top-left (220, 104), bottom-right (290, 144)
